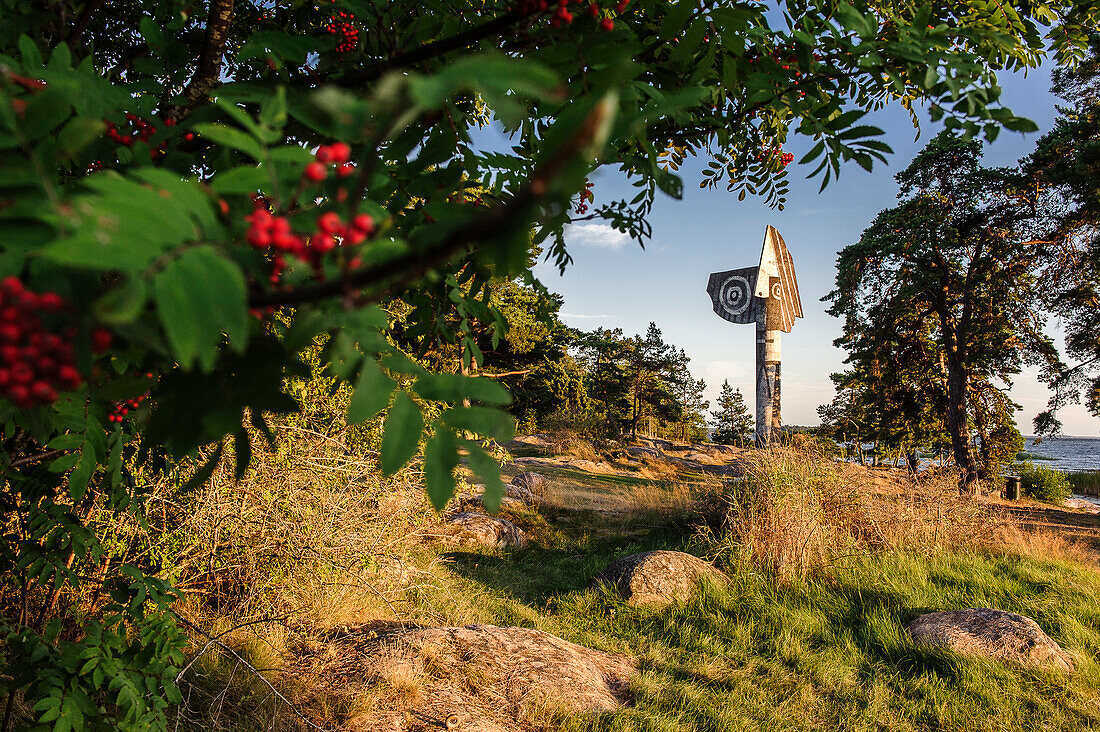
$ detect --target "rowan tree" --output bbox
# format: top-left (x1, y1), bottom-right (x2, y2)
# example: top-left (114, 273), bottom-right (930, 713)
top-left (1, 0), bottom-right (1097, 725)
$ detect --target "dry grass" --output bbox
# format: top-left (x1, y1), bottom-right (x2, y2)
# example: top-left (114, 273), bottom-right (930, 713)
top-left (545, 430), bottom-right (601, 462)
top-left (712, 445), bottom-right (1008, 579)
top-left (133, 420), bottom-right (447, 730)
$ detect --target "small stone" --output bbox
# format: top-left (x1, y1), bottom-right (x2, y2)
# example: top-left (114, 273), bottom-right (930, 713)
top-left (908, 608), bottom-right (1075, 672)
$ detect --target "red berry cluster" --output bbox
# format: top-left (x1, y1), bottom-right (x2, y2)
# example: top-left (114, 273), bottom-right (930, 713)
top-left (0, 278), bottom-right (83, 408)
top-left (303, 142), bottom-right (355, 183)
top-left (575, 179), bottom-right (594, 214)
top-left (108, 377), bottom-right (152, 423)
top-left (105, 113), bottom-right (158, 147)
top-left (245, 204), bottom-right (375, 281)
top-left (515, 0), bottom-right (627, 28)
top-left (757, 148), bottom-right (794, 168)
top-left (325, 10), bottom-right (359, 53)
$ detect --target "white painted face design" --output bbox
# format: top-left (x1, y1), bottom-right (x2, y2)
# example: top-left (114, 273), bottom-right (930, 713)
top-left (719, 275), bottom-right (752, 316)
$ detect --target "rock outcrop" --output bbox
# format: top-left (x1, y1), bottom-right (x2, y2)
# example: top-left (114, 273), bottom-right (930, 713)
top-left (908, 608), bottom-right (1074, 672)
top-left (595, 550), bottom-right (726, 606)
top-left (320, 623), bottom-right (634, 731)
top-left (511, 471), bottom-right (548, 494)
top-left (444, 512), bottom-right (527, 549)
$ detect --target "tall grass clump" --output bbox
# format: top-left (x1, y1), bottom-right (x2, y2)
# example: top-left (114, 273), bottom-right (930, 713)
top-left (1018, 462), bottom-right (1072, 503)
top-left (1067, 470), bottom-right (1100, 496)
top-left (713, 446), bottom-right (1002, 579)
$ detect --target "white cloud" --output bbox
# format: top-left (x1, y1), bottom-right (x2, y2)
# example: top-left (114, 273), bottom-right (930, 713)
top-left (566, 223), bottom-right (631, 250)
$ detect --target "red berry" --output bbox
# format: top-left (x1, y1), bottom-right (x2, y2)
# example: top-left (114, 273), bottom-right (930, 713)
top-left (312, 235), bottom-right (336, 253)
top-left (38, 292), bottom-right (64, 313)
top-left (30, 381), bottom-right (56, 403)
top-left (304, 162), bottom-right (327, 182)
top-left (315, 145), bottom-right (334, 164)
top-left (336, 163), bottom-right (355, 178)
top-left (599, 17), bottom-right (613, 30)
top-left (353, 214), bottom-right (375, 236)
top-left (247, 228), bottom-right (272, 248)
top-left (329, 142), bottom-right (351, 164)
top-left (317, 211), bottom-right (342, 235)
top-left (57, 365), bottom-right (82, 390)
top-left (91, 328), bottom-right (112, 353)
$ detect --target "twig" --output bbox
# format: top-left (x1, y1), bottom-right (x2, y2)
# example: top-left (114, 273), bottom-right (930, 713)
top-left (7, 448), bottom-right (68, 469)
top-left (170, 610), bottom-right (333, 732)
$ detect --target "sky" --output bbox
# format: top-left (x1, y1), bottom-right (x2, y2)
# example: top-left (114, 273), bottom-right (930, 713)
top-left (526, 63), bottom-right (1100, 437)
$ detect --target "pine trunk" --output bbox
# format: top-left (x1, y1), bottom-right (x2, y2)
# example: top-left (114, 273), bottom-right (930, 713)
top-left (945, 358), bottom-right (980, 495)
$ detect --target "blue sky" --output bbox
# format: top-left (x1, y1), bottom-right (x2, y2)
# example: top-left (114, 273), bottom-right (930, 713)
top-left (528, 63), bottom-right (1100, 436)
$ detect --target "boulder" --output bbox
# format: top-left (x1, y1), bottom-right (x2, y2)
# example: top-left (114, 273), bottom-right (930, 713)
top-left (595, 550), bottom-right (726, 606)
top-left (327, 624), bottom-right (634, 730)
top-left (907, 608), bottom-right (1074, 672)
top-left (506, 483), bottom-right (539, 504)
top-left (444, 512), bottom-right (527, 549)
top-left (511, 471), bottom-right (548, 494)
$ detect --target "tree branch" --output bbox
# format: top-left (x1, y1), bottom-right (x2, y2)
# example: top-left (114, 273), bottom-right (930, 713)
top-left (249, 96), bottom-right (613, 309)
top-left (65, 0), bottom-right (107, 48)
top-left (176, 0), bottom-right (235, 116)
top-left (337, 11), bottom-right (524, 86)
top-left (7, 448), bottom-right (68, 469)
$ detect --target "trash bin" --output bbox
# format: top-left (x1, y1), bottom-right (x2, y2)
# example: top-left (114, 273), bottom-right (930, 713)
top-left (1004, 476), bottom-right (1021, 500)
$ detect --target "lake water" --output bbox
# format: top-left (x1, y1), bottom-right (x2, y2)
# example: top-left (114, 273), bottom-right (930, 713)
top-left (1020, 436), bottom-right (1100, 472)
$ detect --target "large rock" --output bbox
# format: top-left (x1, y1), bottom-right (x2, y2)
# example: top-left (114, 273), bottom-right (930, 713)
top-left (511, 471), bottom-right (548, 494)
top-left (908, 608), bottom-right (1075, 672)
top-left (595, 550), bottom-right (726, 606)
top-left (325, 624), bottom-right (635, 731)
top-left (444, 512), bottom-right (527, 549)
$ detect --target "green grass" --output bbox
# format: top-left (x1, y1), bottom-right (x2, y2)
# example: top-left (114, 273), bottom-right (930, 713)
top-left (1067, 470), bottom-right (1100, 495)
top-left (411, 505), bottom-right (1100, 732)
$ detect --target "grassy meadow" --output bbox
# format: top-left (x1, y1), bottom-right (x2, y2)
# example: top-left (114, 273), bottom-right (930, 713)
top-left (122, 427), bottom-right (1100, 731)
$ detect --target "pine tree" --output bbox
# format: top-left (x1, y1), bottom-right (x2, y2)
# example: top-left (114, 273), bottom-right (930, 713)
top-left (711, 380), bottom-right (754, 445)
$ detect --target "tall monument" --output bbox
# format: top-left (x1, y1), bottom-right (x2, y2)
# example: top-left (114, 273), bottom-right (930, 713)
top-left (705, 226), bottom-right (803, 446)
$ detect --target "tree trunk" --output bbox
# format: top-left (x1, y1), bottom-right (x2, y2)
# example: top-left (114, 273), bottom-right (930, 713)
top-left (945, 357), bottom-right (980, 495)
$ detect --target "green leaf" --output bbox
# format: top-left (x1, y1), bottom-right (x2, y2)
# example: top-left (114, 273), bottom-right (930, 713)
top-left (464, 441), bottom-right (504, 513)
top-left (193, 122), bottom-right (265, 161)
top-left (18, 34), bottom-right (42, 69)
top-left (58, 118), bottom-right (105, 156)
top-left (93, 277), bottom-right (147, 324)
top-left (181, 443), bottom-right (224, 493)
top-left (413, 373), bottom-right (511, 405)
top-left (380, 393), bottom-right (423, 475)
top-left (234, 428), bottom-right (251, 481)
top-left (153, 246), bottom-right (248, 371)
top-left (210, 165), bottom-right (269, 194)
top-left (423, 426), bottom-right (459, 510)
top-left (441, 406), bottom-right (515, 442)
top-left (347, 359), bottom-right (396, 423)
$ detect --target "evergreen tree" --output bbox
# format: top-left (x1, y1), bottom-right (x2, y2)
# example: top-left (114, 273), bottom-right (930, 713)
top-left (826, 132), bottom-right (1058, 494)
top-left (711, 380), bottom-right (754, 445)
top-left (1027, 37), bottom-right (1100, 433)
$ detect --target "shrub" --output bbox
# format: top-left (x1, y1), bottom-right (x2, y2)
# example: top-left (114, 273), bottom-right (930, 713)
top-left (711, 446), bottom-right (1002, 579)
top-left (1017, 462), bottom-right (1072, 504)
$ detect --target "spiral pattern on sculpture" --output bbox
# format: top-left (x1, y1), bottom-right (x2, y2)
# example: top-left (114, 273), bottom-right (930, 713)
top-left (719, 275), bottom-right (752, 316)
top-left (771, 280), bottom-right (783, 300)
